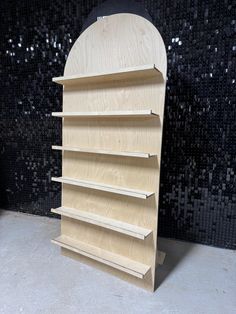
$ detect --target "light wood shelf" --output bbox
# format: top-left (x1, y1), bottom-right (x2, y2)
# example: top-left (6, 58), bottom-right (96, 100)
top-left (51, 177), bottom-right (154, 199)
top-left (52, 109), bottom-right (158, 118)
top-left (52, 235), bottom-right (150, 278)
top-left (52, 64), bottom-right (161, 86)
top-left (51, 13), bottom-right (167, 291)
top-left (51, 207), bottom-right (152, 240)
top-left (52, 145), bottom-right (156, 159)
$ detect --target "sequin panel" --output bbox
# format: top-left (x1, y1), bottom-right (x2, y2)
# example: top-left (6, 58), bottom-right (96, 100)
top-left (0, 0), bottom-right (235, 249)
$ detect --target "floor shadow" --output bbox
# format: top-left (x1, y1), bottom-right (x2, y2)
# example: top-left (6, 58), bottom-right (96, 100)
top-left (156, 237), bottom-right (195, 288)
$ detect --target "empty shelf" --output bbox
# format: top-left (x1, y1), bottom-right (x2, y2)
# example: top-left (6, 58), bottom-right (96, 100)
top-left (52, 145), bottom-right (156, 159)
top-left (52, 109), bottom-right (158, 118)
top-left (51, 176), bottom-right (154, 199)
top-left (52, 64), bottom-right (161, 86)
top-left (52, 235), bottom-right (150, 278)
top-left (51, 207), bottom-right (152, 240)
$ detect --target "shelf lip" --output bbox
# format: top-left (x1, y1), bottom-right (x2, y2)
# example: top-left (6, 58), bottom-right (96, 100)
top-left (51, 109), bottom-right (158, 118)
top-left (51, 176), bottom-right (154, 199)
top-left (52, 64), bottom-right (161, 86)
top-left (51, 207), bottom-right (152, 240)
top-left (51, 235), bottom-right (150, 278)
top-left (52, 145), bottom-right (156, 159)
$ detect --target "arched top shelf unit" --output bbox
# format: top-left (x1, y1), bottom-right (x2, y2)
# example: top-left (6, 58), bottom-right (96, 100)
top-left (51, 13), bottom-right (167, 292)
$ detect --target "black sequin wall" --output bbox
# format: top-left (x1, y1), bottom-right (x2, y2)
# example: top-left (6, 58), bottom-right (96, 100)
top-left (0, 1), bottom-right (235, 249)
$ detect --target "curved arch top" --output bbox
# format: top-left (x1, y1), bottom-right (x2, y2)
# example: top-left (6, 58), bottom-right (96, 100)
top-left (64, 13), bottom-right (167, 78)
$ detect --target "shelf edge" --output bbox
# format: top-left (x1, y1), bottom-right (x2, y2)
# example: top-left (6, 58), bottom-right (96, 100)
top-left (51, 207), bottom-right (152, 240)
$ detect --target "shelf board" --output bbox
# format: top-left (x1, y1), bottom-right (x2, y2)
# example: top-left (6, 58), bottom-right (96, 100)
top-left (52, 64), bottom-right (161, 86)
top-left (51, 176), bottom-right (154, 199)
top-left (52, 235), bottom-right (150, 278)
top-left (52, 109), bottom-right (158, 118)
top-left (52, 145), bottom-right (156, 159)
top-left (52, 207), bottom-right (152, 240)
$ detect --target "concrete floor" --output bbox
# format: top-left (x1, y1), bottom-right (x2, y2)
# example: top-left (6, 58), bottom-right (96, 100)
top-left (0, 210), bottom-right (235, 314)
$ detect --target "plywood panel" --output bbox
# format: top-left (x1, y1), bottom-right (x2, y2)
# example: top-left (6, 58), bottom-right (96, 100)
top-left (51, 13), bottom-right (167, 291)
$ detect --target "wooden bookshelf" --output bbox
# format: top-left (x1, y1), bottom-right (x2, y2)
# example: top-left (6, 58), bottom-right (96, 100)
top-left (51, 13), bottom-right (167, 291)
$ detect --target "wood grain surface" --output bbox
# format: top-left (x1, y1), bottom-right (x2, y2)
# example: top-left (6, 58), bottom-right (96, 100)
top-left (52, 13), bottom-right (167, 291)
